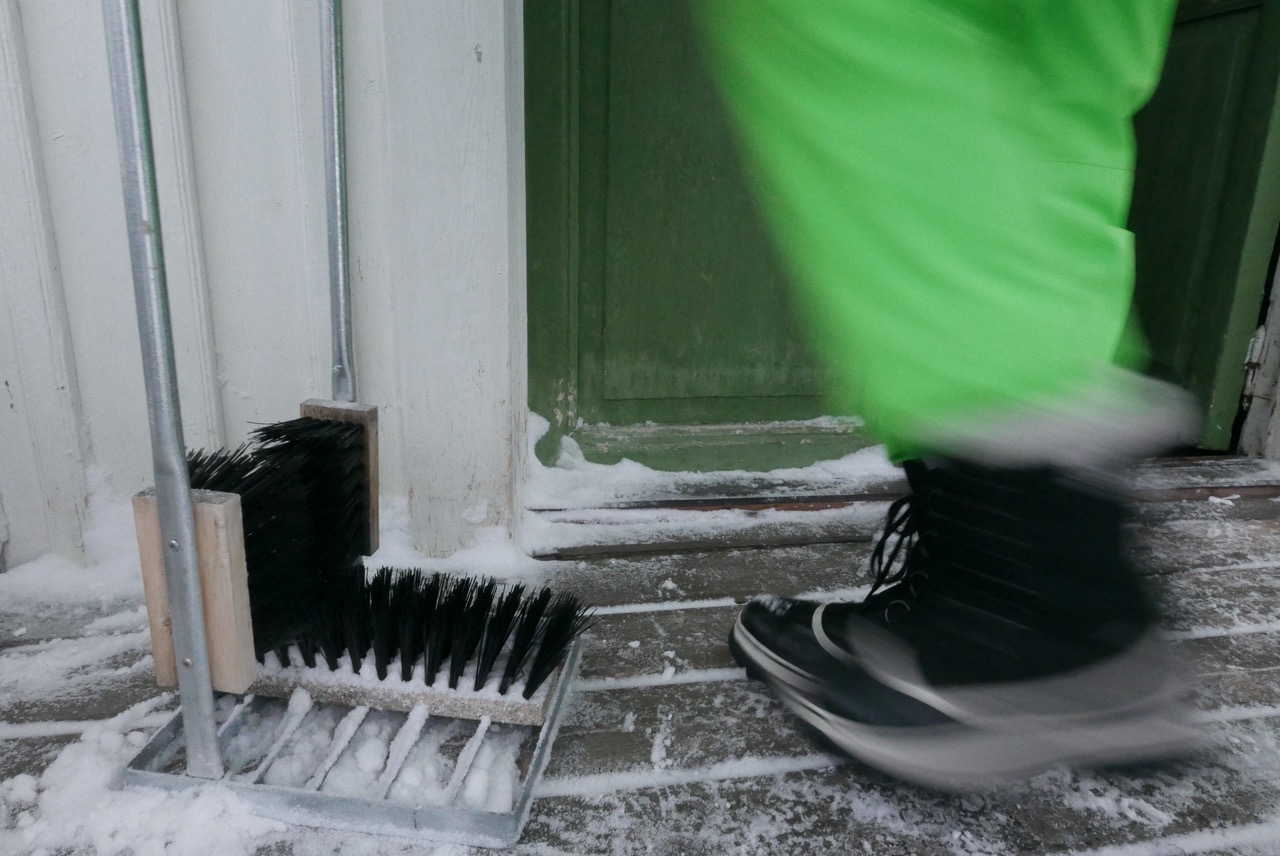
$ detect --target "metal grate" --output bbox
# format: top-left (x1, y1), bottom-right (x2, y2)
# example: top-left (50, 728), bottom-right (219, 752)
top-left (124, 640), bottom-right (580, 848)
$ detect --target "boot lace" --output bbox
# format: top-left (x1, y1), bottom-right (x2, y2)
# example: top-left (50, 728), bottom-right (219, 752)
top-left (861, 494), bottom-right (928, 614)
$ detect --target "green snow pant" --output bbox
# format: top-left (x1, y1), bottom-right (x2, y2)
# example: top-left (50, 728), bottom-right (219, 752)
top-left (696, 1), bottom-right (1178, 460)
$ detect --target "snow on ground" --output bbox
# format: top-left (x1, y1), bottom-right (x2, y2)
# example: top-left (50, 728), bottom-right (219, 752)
top-left (0, 468), bottom-right (143, 609)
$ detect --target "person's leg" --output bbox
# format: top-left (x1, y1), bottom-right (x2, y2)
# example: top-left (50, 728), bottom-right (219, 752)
top-left (697, 0), bottom-right (1200, 788)
top-left (695, 0), bottom-right (1189, 461)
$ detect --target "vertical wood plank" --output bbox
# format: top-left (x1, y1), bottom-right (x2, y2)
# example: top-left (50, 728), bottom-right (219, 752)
top-left (134, 489), bottom-right (257, 693)
top-left (134, 492), bottom-right (176, 686)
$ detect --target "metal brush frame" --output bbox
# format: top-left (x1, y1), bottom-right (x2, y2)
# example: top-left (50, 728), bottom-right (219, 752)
top-left (124, 641), bottom-right (580, 848)
top-left (107, 0), bottom-right (575, 845)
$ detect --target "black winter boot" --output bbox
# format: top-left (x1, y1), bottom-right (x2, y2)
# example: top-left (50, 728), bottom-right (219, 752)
top-left (729, 458), bottom-right (1200, 790)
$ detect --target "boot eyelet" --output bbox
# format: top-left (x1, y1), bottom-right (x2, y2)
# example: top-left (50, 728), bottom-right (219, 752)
top-left (884, 599), bottom-right (911, 623)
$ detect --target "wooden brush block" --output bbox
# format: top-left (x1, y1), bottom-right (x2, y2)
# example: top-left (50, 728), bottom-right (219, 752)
top-left (133, 489), bottom-right (257, 694)
top-left (300, 398), bottom-right (379, 556)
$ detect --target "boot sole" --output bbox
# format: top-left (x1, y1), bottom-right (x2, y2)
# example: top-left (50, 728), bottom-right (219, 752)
top-left (769, 676), bottom-right (1204, 792)
top-left (732, 610), bottom-right (1204, 789)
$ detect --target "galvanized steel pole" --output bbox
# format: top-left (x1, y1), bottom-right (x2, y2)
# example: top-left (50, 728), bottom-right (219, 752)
top-left (101, 0), bottom-right (223, 779)
top-left (322, 0), bottom-right (356, 403)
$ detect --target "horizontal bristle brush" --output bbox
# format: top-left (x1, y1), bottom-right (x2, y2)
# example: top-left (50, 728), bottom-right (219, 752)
top-left (251, 568), bottom-right (594, 725)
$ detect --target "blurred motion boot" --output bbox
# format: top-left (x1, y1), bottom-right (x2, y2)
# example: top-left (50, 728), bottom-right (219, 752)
top-left (729, 458), bottom-right (1201, 790)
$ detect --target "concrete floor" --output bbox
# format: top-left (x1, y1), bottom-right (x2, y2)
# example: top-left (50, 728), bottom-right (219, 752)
top-left (4, 459), bottom-right (1280, 854)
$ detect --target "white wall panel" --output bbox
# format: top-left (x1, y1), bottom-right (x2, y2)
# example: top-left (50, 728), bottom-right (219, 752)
top-left (176, 0), bottom-right (329, 439)
top-left (16, 0), bottom-right (225, 505)
top-left (367, 0), bottom-right (529, 555)
top-left (0, 0), bottom-right (89, 564)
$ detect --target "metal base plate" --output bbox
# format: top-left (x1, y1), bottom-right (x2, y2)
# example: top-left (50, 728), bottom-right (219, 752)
top-left (123, 641), bottom-right (580, 849)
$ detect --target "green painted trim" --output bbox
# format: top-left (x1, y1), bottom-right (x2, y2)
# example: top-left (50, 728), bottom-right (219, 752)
top-left (571, 420), bottom-right (876, 472)
top-left (1201, 0), bottom-right (1280, 447)
top-left (525, 0), bottom-right (577, 464)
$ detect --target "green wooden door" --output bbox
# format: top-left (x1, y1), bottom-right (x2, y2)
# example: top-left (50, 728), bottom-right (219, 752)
top-left (1131, 0), bottom-right (1280, 449)
top-left (527, 0), bottom-right (1280, 464)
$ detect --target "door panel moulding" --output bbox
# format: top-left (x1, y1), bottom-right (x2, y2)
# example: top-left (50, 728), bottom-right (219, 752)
top-left (0, 0), bottom-right (88, 564)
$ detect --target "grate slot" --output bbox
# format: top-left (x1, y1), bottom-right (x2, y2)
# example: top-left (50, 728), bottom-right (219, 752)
top-left (304, 705), bottom-right (369, 791)
top-left (243, 691), bottom-right (313, 784)
top-left (375, 704), bottom-right (428, 800)
top-left (442, 716), bottom-right (491, 807)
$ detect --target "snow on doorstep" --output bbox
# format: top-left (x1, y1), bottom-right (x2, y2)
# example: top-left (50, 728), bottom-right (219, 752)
top-left (524, 411), bottom-right (901, 511)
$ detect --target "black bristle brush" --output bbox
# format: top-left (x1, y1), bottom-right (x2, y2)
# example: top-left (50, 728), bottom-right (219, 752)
top-left (187, 445), bottom-right (321, 660)
top-left (252, 417), bottom-right (369, 564)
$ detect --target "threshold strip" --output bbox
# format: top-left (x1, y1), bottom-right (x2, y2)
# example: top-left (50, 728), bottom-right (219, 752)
top-left (533, 752), bottom-right (841, 799)
top-left (0, 711), bottom-right (172, 740)
top-left (1186, 559), bottom-right (1280, 575)
top-left (1166, 620), bottom-right (1280, 640)
top-left (593, 598), bottom-right (741, 616)
top-left (575, 668), bottom-right (747, 693)
top-left (1063, 817), bottom-right (1280, 856)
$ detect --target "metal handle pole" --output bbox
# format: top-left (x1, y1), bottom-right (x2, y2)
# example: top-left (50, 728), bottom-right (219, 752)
top-left (322, 0), bottom-right (356, 403)
top-left (101, 0), bottom-right (223, 779)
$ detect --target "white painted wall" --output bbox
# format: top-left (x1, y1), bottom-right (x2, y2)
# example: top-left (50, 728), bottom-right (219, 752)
top-left (0, 0), bottom-right (527, 566)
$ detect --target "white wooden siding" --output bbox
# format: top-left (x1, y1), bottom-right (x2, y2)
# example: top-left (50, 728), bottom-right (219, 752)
top-left (0, 0), bottom-right (527, 566)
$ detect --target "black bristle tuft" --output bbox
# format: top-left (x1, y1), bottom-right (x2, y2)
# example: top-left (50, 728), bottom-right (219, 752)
top-left (393, 570), bottom-right (427, 681)
top-left (498, 587), bottom-right (553, 695)
top-left (522, 594), bottom-right (595, 698)
top-left (296, 632), bottom-right (318, 669)
top-left (475, 584), bottom-right (525, 691)
top-left (367, 569), bottom-right (397, 680)
top-left (449, 579), bottom-right (497, 689)
top-left (333, 563), bottom-right (371, 673)
top-left (421, 573), bottom-right (451, 685)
